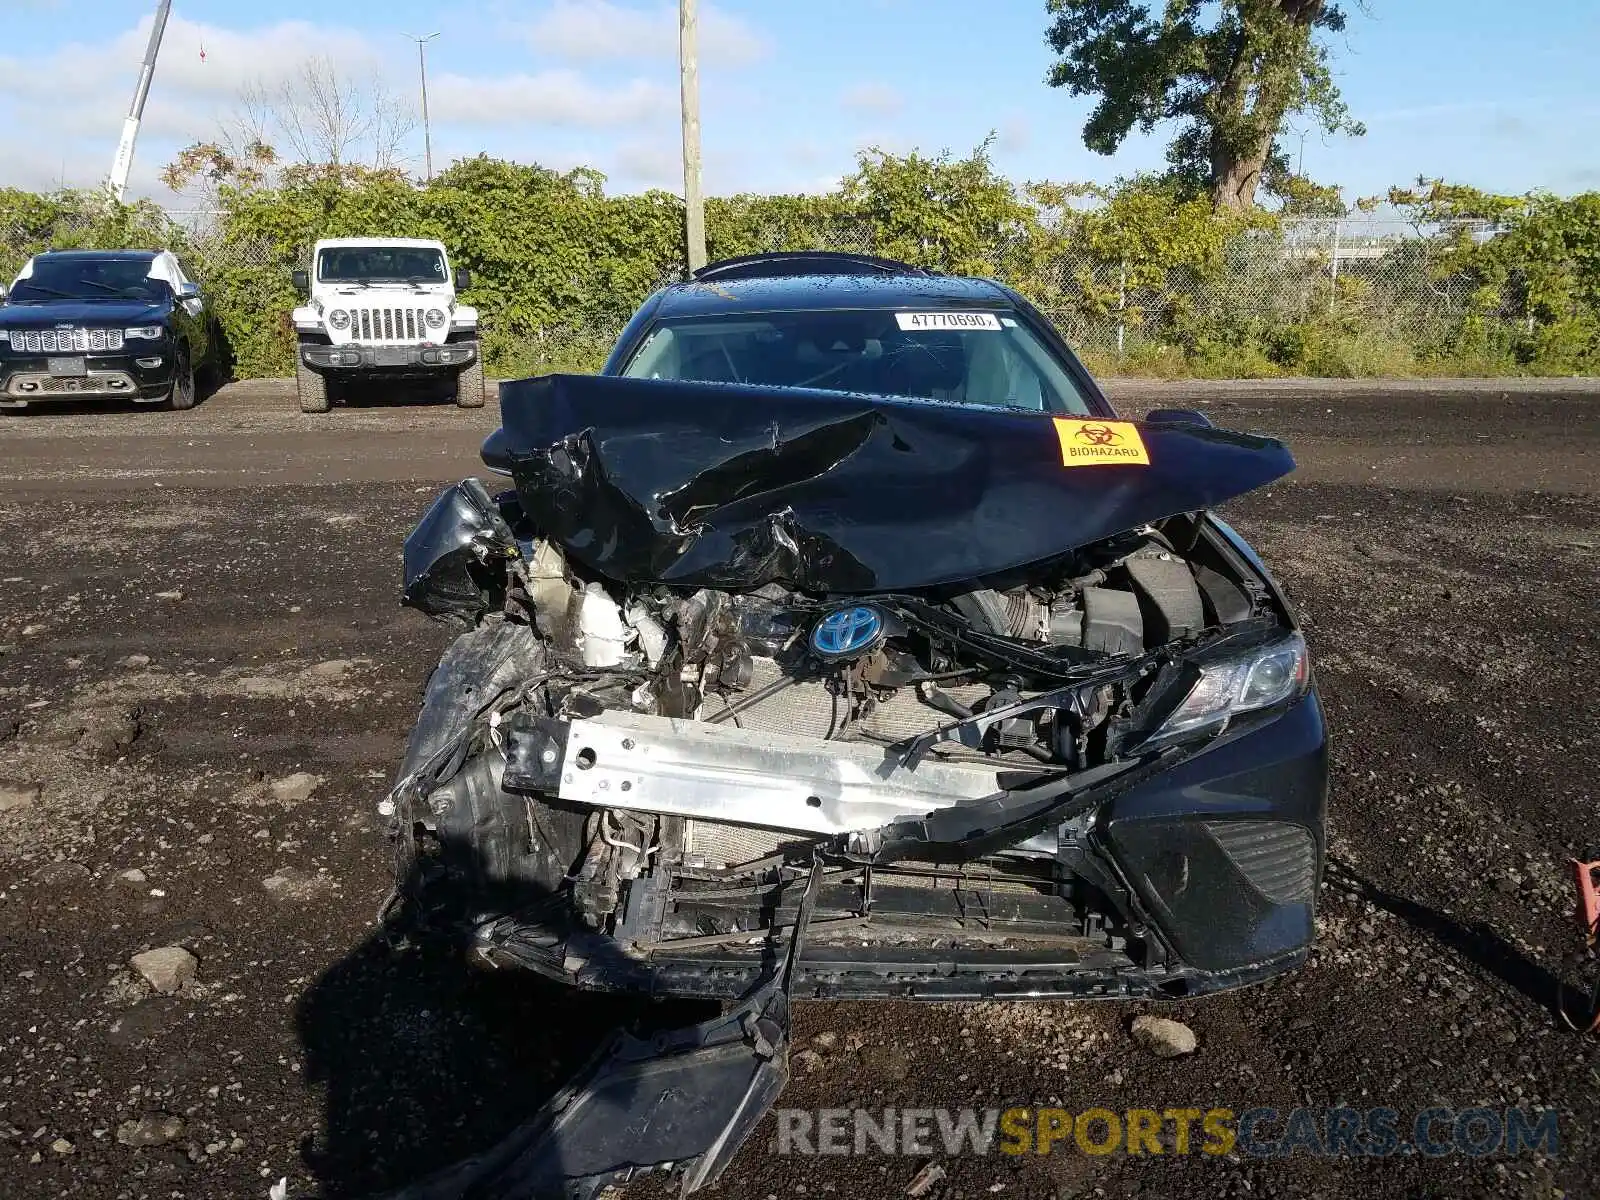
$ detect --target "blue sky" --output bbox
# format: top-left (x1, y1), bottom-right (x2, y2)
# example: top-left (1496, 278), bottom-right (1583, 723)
top-left (2, 0), bottom-right (1597, 205)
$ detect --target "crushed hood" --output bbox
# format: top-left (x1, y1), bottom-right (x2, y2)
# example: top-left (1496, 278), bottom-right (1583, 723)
top-left (489, 373), bottom-right (1295, 593)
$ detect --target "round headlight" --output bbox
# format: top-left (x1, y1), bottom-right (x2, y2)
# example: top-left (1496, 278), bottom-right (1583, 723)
top-left (328, 309), bottom-right (351, 330)
top-left (425, 308), bottom-right (446, 329)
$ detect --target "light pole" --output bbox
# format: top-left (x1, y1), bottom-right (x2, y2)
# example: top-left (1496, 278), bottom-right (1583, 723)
top-left (679, 0), bottom-right (706, 272)
top-left (402, 32), bottom-right (440, 182)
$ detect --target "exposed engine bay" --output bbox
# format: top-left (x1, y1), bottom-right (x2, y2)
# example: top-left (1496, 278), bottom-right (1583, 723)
top-left (377, 373), bottom-right (1325, 1200)
top-left (392, 480), bottom-right (1297, 969)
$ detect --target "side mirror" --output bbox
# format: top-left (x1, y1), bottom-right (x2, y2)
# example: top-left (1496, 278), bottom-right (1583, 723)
top-left (454, 267), bottom-right (472, 292)
top-left (177, 281), bottom-right (200, 300)
top-left (291, 269), bottom-right (310, 295)
top-left (1143, 407), bottom-right (1213, 428)
top-left (0, 283), bottom-right (8, 303)
top-left (479, 427), bottom-right (512, 476)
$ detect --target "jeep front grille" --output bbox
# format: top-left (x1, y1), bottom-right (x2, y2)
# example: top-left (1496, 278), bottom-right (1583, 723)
top-left (349, 307), bottom-right (429, 344)
top-left (11, 327), bottom-right (125, 354)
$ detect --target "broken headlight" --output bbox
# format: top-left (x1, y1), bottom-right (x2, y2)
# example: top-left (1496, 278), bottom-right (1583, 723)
top-left (1149, 633), bottom-right (1309, 744)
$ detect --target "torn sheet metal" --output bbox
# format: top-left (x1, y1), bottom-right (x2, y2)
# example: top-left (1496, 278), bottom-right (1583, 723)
top-left (373, 863), bottom-right (825, 1200)
top-left (489, 373), bottom-right (1295, 592)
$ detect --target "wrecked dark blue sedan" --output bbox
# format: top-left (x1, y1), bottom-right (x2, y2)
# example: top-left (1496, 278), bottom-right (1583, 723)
top-left (382, 252), bottom-right (1328, 1198)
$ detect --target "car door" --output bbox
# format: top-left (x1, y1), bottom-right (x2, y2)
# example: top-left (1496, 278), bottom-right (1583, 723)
top-left (159, 253), bottom-right (208, 366)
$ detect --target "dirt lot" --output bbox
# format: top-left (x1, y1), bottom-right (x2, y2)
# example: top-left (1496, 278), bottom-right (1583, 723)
top-left (0, 378), bottom-right (1596, 1199)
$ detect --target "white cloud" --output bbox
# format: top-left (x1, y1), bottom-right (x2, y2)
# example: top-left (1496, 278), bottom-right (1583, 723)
top-left (429, 71), bottom-right (670, 128)
top-left (0, 11), bottom-right (682, 201)
top-left (839, 82), bottom-right (902, 118)
top-left (525, 1), bottom-right (768, 67)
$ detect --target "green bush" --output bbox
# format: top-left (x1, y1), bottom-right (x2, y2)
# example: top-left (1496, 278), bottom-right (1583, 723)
top-left (7, 163), bottom-right (1600, 381)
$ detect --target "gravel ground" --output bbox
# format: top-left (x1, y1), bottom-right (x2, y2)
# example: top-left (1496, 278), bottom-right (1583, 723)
top-left (0, 379), bottom-right (1596, 1200)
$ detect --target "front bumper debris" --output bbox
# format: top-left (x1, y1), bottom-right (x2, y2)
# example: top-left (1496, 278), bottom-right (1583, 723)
top-left (375, 862), bottom-right (825, 1200)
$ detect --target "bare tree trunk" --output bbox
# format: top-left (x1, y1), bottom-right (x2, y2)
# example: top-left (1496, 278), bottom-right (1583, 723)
top-left (1211, 130), bottom-right (1275, 212)
top-left (1206, 0), bottom-right (1324, 212)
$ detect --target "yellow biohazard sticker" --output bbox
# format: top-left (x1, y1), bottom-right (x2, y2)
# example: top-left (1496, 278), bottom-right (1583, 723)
top-left (1053, 419), bottom-right (1150, 467)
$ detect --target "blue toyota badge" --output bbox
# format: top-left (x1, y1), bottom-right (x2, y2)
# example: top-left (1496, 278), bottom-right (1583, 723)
top-left (810, 605), bottom-right (885, 660)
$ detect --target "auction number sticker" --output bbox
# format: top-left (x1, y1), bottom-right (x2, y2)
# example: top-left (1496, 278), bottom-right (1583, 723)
top-left (1053, 418), bottom-right (1151, 467)
top-left (895, 311), bottom-right (1002, 331)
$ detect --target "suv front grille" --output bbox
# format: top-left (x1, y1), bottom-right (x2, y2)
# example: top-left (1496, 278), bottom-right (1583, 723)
top-left (11, 327), bottom-right (125, 354)
top-left (350, 307), bottom-right (429, 344)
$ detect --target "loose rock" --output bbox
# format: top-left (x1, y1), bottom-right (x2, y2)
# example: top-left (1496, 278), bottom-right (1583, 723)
top-left (153, 590), bottom-right (184, 601)
top-left (792, 1048), bottom-right (824, 1073)
top-left (269, 772), bottom-right (325, 804)
top-left (130, 946), bottom-right (197, 994)
top-left (32, 861), bottom-right (91, 885)
top-left (262, 866), bottom-right (337, 902)
top-left (1130, 1015), bottom-right (1197, 1058)
top-left (0, 779), bottom-right (41, 813)
top-left (120, 654), bottom-right (153, 669)
top-left (50, 1138), bottom-right (74, 1155)
top-left (307, 658), bottom-right (355, 679)
top-left (116, 1115), bottom-right (186, 1148)
top-left (77, 708), bottom-right (140, 760)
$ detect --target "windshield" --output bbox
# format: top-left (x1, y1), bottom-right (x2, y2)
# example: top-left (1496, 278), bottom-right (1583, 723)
top-left (619, 308), bottom-right (1094, 414)
top-left (9, 257), bottom-right (167, 303)
top-left (317, 247), bottom-right (446, 284)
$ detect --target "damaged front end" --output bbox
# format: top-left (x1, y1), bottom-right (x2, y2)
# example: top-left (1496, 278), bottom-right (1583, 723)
top-left (380, 375), bottom-right (1328, 1197)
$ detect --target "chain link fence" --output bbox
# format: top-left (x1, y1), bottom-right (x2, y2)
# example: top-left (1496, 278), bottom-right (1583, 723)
top-left (4, 204), bottom-right (1496, 368)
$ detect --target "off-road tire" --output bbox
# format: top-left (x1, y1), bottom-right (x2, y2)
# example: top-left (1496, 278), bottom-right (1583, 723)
top-left (454, 353), bottom-right (486, 409)
top-left (163, 346), bottom-right (196, 411)
top-left (296, 355), bottom-right (330, 413)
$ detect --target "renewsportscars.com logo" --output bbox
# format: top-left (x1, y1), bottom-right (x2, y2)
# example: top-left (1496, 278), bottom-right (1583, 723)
top-left (772, 1106), bottom-right (1560, 1159)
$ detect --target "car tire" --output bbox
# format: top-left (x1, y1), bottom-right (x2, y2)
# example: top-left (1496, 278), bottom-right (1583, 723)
top-left (164, 346), bottom-right (196, 411)
top-left (296, 356), bottom-right (330, 414)
top-left (454, 354), bottom-right (486, 409)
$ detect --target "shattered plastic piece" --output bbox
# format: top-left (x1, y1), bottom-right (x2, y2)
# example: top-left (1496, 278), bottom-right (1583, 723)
top-left (373, 863), bottom-right (825, 1200)
top-left (577, 582), bottom-right (630, 667)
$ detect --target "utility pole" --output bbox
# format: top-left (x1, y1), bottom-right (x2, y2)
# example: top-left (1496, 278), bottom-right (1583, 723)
top-left (403, 32), bottom-right (440, 182)
top-left (679, 0), bottom-right (706, 273)
top-left (108, 0), bottom-right (172, 203)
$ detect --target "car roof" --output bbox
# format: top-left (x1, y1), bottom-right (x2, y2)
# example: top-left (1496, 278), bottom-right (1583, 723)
top-left (314, 237), bottom-right (445, 250)
top-left (648, 251), bottom-right (1015, 318)
top-left (653, 270), bottom-right (1014, 319)
top-left (33, 249), bottom-right (159, 261)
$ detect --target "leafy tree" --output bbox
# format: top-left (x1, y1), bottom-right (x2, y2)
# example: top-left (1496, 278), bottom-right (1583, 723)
top-left (840, 138), bottom-right (1038, 275)
top-left (1044, 1), bottom-right (1365, 212)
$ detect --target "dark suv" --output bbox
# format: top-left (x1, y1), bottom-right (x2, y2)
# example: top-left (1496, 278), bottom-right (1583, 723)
top-left (0, 249), bottom-right (217, 411)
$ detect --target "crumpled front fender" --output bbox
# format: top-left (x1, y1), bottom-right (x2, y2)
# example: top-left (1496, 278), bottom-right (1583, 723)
top-left (401, 478), bottom-right (520, 624)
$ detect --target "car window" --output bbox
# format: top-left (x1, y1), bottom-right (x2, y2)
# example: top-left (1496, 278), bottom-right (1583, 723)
top-left (9, 256), bottom-right (169, 303)
top-left (619, 308), bottom-right (1093, 415)
top-left (318, 247), bottom-right (446, 283)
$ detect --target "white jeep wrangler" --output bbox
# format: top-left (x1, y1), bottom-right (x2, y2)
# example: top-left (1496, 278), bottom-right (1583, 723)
top-left (290, 237), bottom-right (484, 413)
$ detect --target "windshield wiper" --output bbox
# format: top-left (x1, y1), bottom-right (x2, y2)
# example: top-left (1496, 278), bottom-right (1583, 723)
top-left (12, 284), bottom-right (77, 300)
top-left (76, 278), bottom-right (146, 299)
